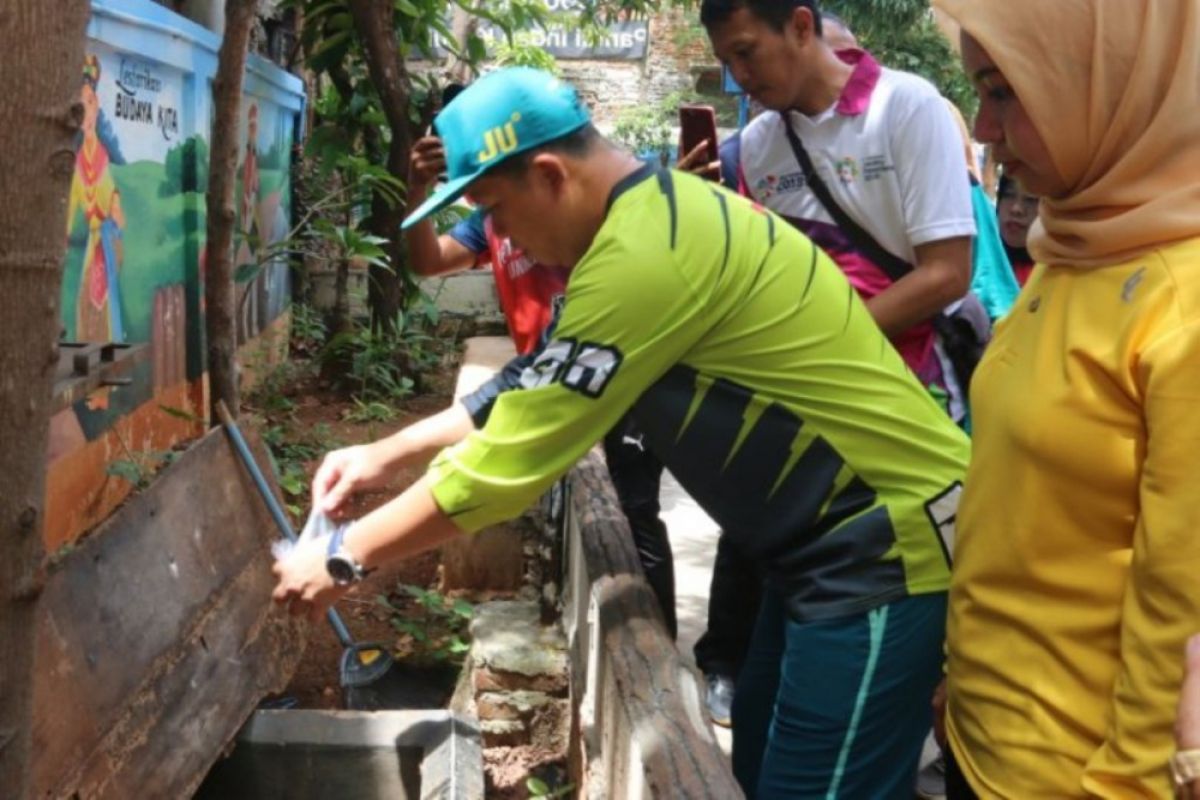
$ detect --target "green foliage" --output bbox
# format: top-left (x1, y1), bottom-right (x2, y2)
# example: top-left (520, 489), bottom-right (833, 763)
top-left (377, 583), bottom-right (474, 664)
top-left (105, 449), bottom-right (179, 489)
top-left (290, 302), bottom-right (329, 358)
top-left (493, 38), bottom-right (562, 74)
top-left (318, 296), bottom-right (442, 405)
top-left (527, 777), bottom-right (574, 798)
top-left (823, 0), bottom-right (975, 118)
top-left (611, 103), bottom-right (674, 163)
top-left (342, 398), bottom-right (397, 424)
top-left (261, 421), bottom-right (341, 506)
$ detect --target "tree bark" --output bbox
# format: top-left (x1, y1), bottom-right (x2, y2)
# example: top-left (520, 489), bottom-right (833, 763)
top-left (443, 3), bottom-right (480, 86)
top-left (205, 0), bottom-right (259, 420)
top-left (347, 0), bottom-right (413, 333)
top-left (0, 4), bottom-right (89, 796)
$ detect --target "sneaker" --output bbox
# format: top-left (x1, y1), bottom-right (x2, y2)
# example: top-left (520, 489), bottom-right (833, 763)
top-left (915, 753), bottom-right (946, 799)
top-left (705, 674), bottom-right (735, 728)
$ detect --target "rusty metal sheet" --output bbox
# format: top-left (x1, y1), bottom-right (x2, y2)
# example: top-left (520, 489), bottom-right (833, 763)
top-left (32, 425), bottom-right (306, 799)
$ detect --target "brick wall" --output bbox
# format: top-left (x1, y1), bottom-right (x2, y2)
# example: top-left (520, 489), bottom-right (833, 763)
top-left (559, 8), bottom-right (720, 126)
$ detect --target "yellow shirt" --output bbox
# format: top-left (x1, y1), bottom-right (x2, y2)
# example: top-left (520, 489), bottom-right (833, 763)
top-left (947, 238), bottom-right (1200, 798)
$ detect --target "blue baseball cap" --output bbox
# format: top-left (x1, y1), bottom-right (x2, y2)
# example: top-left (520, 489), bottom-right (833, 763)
top-left (402, 67), bottom-right (591, 230)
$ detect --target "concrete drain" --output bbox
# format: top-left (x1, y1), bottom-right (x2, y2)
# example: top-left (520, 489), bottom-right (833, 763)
top-left (196, 710), bottom-right (483, 800)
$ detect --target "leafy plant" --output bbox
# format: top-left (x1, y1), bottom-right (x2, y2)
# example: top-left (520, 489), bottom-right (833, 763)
top-left (493, 37), bottom-right (562, 74)
top-left (319, 301), bottom-right (443, 404)
top-left (289, 302), bottom-right (329, 357)
top-left (260, 421), bottom-right (341, 512)
top-left (527, 777), bottom-right (574, 798)
top-left (611, 102), bottom-right (674, 165)
top-left (377, 583), bottom-right (474, 664)
top-left (342, 397), bottom-right (397, 424)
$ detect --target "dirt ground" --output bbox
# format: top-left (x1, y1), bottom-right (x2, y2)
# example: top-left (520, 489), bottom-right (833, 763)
top-left (246, 369), bottom-right (466, 710)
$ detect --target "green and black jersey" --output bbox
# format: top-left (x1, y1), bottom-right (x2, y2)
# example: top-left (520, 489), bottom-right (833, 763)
top-left (430, 164), bottom-right (969, 621)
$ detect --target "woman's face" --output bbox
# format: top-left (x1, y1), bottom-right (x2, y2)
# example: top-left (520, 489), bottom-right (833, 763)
top-left (81, 84), bottom-right (99, 133)
top-left (962, 33), bottom-right (1069, 199)
top-left (997, 182), bottom-right (1039, 250)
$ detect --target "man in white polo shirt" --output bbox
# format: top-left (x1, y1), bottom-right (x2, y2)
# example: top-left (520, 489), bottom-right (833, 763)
top-left (700, 0), bottom-right (976, 416)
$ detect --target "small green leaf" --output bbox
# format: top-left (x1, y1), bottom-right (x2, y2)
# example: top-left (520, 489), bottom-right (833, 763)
top-left (526, 777), bottom-right (550, 796)
top-left (234, 262), bottom-right (261, 284)
top-left (106, 460), bottom-right (144, 486)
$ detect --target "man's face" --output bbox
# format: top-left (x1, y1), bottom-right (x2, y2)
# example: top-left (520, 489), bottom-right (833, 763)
top-left (707, 7), bottom-right (812, 112)
top-left (466, 160), bottom-right (572, 266)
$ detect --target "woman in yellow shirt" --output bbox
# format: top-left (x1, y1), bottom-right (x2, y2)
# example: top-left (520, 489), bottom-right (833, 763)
top-left (930, 1), bottom-right (1200, 797)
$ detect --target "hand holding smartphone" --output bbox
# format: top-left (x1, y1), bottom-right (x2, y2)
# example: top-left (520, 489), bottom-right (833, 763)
top-left (678, 103), bottom-right (720, 181)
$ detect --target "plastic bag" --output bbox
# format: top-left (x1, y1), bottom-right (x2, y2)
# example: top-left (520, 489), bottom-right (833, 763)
top-left (271, 510), bottom-right (341, 563)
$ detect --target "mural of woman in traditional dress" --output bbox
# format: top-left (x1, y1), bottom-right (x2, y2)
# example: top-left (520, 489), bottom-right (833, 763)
top-left (68, 55), bottom-right (127, 344)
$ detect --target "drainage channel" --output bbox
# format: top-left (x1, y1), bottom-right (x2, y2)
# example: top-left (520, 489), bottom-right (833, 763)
top-left (196, 709), bottom-right (483, 800)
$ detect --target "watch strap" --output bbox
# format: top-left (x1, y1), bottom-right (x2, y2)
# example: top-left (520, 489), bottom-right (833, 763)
top-left (1172, 748), bottom-right (1200, 795)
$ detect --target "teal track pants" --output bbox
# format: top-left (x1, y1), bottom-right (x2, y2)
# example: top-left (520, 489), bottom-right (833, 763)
top-left (731, 590), bottom-right (947, 799)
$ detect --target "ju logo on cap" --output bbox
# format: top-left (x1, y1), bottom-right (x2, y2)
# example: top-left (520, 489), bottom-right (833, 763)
top-left (478, 112), bottom-right (522, 165)
top-left (402, 68), bottom-right (591, 231)
top-left (403, 66), bottom-right (590, 230)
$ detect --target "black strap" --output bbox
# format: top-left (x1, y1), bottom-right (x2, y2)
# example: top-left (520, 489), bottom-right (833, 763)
top-left (780, 113), bottom-right (912, 283)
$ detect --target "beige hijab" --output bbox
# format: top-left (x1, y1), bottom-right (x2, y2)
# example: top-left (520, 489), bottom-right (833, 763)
top-left (933, 0), bottom-right (1200, 267)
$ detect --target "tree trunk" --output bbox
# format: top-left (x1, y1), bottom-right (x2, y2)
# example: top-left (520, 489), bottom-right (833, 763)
top-left (443, 3), bottom-right (480, 86)
top-left (0, 3), bottom-right (89, 796)
top-left (205, 0), bottom-right (259, 420)
top-left (347, 0), bottom-right (414, 333)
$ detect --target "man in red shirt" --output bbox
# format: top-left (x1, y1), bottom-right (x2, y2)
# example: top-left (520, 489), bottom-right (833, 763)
top-left (404, 134), bottom-right (569, 353)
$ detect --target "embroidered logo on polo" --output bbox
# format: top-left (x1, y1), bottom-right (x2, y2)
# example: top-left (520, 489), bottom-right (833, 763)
top-left (753, 171), bottom-right (806, 201)
top-left (835, 156), bottom-right (859, 186)
top-left (519, 337), bottom-right (623, 398)
top-left (1122, 267), bottom-right (1147, 303)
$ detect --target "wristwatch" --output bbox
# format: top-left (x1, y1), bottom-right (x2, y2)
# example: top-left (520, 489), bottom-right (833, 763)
top-left (325, 523), bottom-right (369, 586)
top-left (1171, 749), bottom-right (1200, 798)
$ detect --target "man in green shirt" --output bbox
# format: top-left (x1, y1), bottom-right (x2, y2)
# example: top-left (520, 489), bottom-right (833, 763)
top-left (274, 67), bottom-right (968, 797)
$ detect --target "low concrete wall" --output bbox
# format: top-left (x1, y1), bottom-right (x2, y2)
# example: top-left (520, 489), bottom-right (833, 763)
top-left (560, 454), bottom-right (740, 799)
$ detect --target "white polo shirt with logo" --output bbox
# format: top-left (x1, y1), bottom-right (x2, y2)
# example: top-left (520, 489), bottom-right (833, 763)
top-left (735, 49), bottom-right (976, 390)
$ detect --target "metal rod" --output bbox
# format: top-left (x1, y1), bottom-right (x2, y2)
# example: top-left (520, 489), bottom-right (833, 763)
top-left (215, 401), bottom-right (355, 647)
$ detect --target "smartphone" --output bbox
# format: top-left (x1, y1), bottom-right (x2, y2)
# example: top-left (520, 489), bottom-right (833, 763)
top-left (679, 103), bottom-right (719, 174)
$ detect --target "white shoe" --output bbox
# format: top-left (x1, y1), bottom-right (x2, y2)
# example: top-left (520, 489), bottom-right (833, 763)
top-left (705, 674), bottom-right (734, 728)
top-left (915, 754), bottom-right (946, 799)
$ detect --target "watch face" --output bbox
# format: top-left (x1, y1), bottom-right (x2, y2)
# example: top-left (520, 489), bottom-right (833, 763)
top-left (326, 556), bottom-right (356, 585)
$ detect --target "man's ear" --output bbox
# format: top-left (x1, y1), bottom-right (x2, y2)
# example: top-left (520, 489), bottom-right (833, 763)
top-left (787, 5), bottom-right (819, 44)
top-left (528, 152), bottom-right (570, 197)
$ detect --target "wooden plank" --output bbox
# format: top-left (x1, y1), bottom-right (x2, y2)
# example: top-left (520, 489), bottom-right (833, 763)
top-left (567, 452), bottom-right (742, 799)
top-left (32, 425), bottom-right (306, 799)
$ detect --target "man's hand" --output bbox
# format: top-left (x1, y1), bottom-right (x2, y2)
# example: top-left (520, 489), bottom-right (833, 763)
top-left (1176, 634), bottom-right (1200, 799)
top-left (932, 678), bottom-right (948, 748)
top-left (409, 136), bottom-right (447, 196)
top-left (677, 139), bottom-right (720, 181)
top-left (271, 534), bottom-right (349, 622)
top-left (312, 443), bottom-right (394, 517)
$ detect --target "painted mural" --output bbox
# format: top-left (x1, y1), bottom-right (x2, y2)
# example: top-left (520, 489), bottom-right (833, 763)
top-left (234, 99), bottom-right (293, 344)
top-left (46, 0), bottom-right (305, 548)
top-left (60, 42), bottom-right (197, 440)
